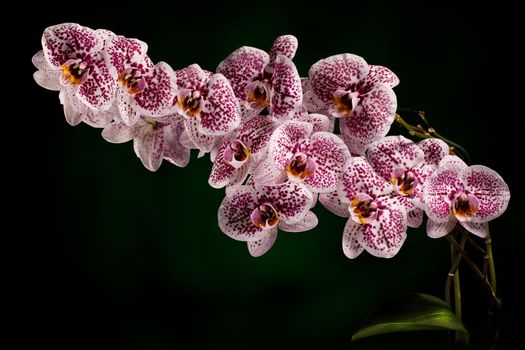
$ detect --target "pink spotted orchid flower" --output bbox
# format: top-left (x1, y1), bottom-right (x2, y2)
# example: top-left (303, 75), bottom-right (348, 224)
top-left (208, 115), bottom-right (279, 188)
top-left (102, 114), bottom-right (189, 172)
top-left (423, 155), bottom-right (510, 238)
top-left (217, 35), bottom-right (302, 119)
top-left (364, 136), bottom-right (450, 228)
top-left (262, 120), bottom-right (350, 193)
top-left (335, 157), bottom-right (411, 259)
top-left (218, 182), bottom-right (317, 256)
top-left (105, 35), bottom-right (174, 126)
top-left (174, 64), bottom-right (241, 154)
top-left (304, 54), bottom-right (399, 155)
top-left (39, 23), bottom-right (117, 111)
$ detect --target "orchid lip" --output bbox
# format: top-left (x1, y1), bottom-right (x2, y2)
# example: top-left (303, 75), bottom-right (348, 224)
top-left (178, 89), bottom-right (202, 118)
top-left (119, 68), bottom-right (146, 94)
top-left (331, 89), bottom-right (360, 118)
top-left (245, 81), bottom-right (270, 109)
top-left (452, 192), bottom-right (479, 221)
top-left (61, 58), bottom-right (89, 85)
top-left (250, 203), bottom-right (279, 229)
top-left (391, 168), bottom-right (418, 197)
top-left (223, 139), bottom-right (251, 169)
top-left (349, 193), bottom-right (379, 224)
top-left (285, 152), bottom-right (317, 182)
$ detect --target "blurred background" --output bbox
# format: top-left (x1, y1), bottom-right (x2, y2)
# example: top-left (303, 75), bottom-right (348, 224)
top-left (14, 1), bottom-right (522, 348)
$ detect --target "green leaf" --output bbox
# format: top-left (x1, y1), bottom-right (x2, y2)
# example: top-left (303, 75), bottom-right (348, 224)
top-left (352, 293), bottom-right (469, 345)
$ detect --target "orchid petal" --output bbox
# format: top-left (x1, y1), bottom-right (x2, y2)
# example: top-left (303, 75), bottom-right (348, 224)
top-left (426, 217), bottom-right (456, 239)
top-left (305, 132), bottom-right (350, 193)
top-left (270, 55), bottom-right (303, 118)
top-left (338, 157), bottom-right (392, 202)
top-left (308, 53), bottom-right (369, 104)
top-left (342, 219), bottom-right (365, 259)
top-left (269, 35), bottom-right (298, 63)
top-left (256, 182), bottom-right (313, 225)
top-left (198, 73), bottom-right (241, 135)
top-left (461, 165), bottom-right (510, 223)
top-left (268, 120), bottom-right (313, 170)
top-left (366, 136), bottom-right (424, 180)
top-left (279, 211), bottom-right (318, 232)
top-left (341, 84), bottom-right (397, 144)
top-left (247, 229), bottom-right (278, 257)
top-left (216, 46), bottom-right (269, 100)
top-left (218, 185), bottom-right (266, 241)
top-left (163, 116), bottom-right (190, 167)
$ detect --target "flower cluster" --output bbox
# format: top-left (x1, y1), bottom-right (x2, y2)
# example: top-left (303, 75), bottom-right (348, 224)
top-left (33, 23), bottom-right (510, 259)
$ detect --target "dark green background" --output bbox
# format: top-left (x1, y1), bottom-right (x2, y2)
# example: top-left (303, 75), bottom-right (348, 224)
top-left (17, 1), bottom-right (522, 349)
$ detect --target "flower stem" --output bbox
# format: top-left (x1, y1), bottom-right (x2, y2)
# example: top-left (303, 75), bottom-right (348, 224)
top-left (486, 226), bottom-right (497, 293)
top-left (445, 232), bottom-right (466, 346)
top-left (446, 234), bottom-right (502, 350)
top-left (395, 110), bottom-right (471, 163)
top-left (394, 114), bottom-right (431, 139)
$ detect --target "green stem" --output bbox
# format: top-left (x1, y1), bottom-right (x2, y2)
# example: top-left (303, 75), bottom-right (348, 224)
top-left (394, 114), bottom-right (431, 139)
top-left (486, 226), bottom-right (497, 293)
top-left (395, 111), bottom-right (471, 163)
top-left (445, 234), bottom-right (466, 308)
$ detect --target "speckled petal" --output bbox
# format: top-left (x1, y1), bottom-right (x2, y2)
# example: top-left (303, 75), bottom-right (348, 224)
top-left (298, 113), bottom-right (331, 133)
top-left (269, 35), bottom-right (298, 63)
top-left (163, 116), bottom-right (190, 167)
top-left (342, 219), bottom-right (365, 259)
top-left (76, 57), bottom-right (116, 111)
top-left (423, 161), bottom-right (463, 223)
top-left (134, 62), bottom-right (175, 117)
top-left (216, 46), bottom-right (269, 100)
top-left (338, 157), bottom-right (392, 202)
top-left (175, 64), bottom-right (209, 90)
top-left (407, 208), bottom-right (424, 228)
top-left (308, 54), bottom-right (369, 104)
top-left (34, 70), bottom-right (61, 91)
top-left (418, 138), bottom-right (450, 168)
top-left (426, 217), bottom-right (456, 238)
top-left (461, 165), bottom-right (510, 223)
top-left (247, 229), bottom-right (278, 257)
top-left (117, 89), bottom-right (141, 126)
top-left (105, 35), bottom-right (149, 76)
top-left (218, 186), bottom-right (266, 241)
top-left (279, 211), bottom-right (318, 233)
top-left (341, 85), bottom-right (397, 143)
top-left (366, 136), bottom-right (424, 180)
top-left (82, 103), bottom-right (117, 128)
top-left (198, 73), bottom-right (241, 135)
top-left (238, 115), bottom-right (278, 161)
top-left (359, 205), bottom-right (407, 258)
top-left (270, 55), bottom-right (303, 118)
top-left (320, 191), bottom-right (350, 218)
top-left (252, 158), bottom-right (287, 185)
top-left (32, 50), bottom-right (56, 75)
top-left (340, 132), bottom-right (370, 156)
top-left (459, 221), bottom-right (488, 238)
top-left (268, 120), bottom-right (313, 170)
top-left (183, 118), bottom-right (215, 154)
top-left (439, 155), bottom-right (468, 170)
top-left (360, 65), bottom-right (400, 91)
top-left (302, 78), bottom-right (325, 112)
top-left (305, 132), bottom-right (350, 193)
top-left (209, 139), bottom-right (249, 189)
top-left (102, 119), bottom-right (136, 143)
top-left (61, 91), bottom-right (82, 126)
top-left (42, 23), bottom-right (103, 68)
top-left (133, 126), bottom-right (165, 171)
top-left (256, 182), bottom-right (313, 225)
